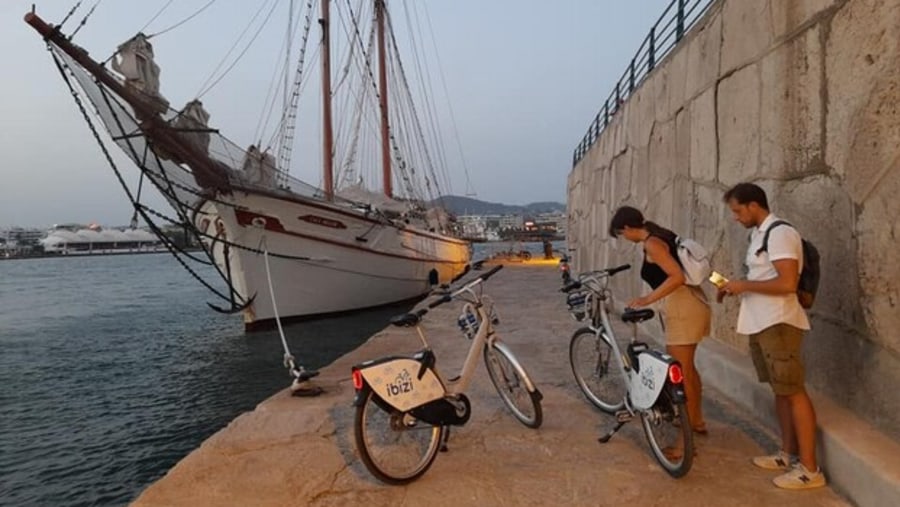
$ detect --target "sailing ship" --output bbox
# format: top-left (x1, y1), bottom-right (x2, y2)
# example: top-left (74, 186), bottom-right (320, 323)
top-left (24, 1), bottom-right (471, 330)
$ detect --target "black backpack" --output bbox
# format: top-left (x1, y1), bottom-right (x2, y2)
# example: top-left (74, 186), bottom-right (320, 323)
top-left (756, 221), bottom-right (820, 309)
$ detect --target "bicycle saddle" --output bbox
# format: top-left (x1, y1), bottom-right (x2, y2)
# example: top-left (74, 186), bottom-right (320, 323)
top-left (390, 312), bottom-right (423, 327)
top-left (621, 308), bottom-right (655, 323)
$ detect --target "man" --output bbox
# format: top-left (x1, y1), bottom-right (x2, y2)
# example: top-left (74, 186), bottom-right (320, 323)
top-left (718, 182), bottom-right (825, 490)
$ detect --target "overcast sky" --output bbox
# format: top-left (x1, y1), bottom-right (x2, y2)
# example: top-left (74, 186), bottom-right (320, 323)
top-left (0, 0), bottom-right (671, 227)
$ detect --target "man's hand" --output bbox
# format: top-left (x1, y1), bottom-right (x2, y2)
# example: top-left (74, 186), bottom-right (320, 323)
top-left (719, 280), bottom-right (748, 299)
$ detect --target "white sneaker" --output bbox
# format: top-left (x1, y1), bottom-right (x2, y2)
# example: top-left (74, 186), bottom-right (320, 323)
top-left (773, 463), bottom-right (827, 490)
top-left (752, 450), bottom-right (796, 470)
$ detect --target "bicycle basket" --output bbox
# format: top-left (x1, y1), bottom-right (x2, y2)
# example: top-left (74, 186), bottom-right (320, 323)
top-left (566, 291), bottom-right (590, 321)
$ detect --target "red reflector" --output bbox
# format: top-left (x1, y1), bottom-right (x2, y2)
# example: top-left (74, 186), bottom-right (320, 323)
top-left (352, 369), bottom-right (364, 390)
top-left (668, 364), bottom-right (684, 384)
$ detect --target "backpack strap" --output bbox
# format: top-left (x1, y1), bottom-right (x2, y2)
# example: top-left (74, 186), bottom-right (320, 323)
top-left (755, 220), bottom-right (792, 256)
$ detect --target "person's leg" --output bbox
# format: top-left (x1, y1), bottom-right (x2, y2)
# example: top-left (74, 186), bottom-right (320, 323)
top-left (775, 394), bottom-right (797, 455)
top-left (787, 388), bottom-right (818, 470)
top-left (667, 344), bottom-right (705, 432)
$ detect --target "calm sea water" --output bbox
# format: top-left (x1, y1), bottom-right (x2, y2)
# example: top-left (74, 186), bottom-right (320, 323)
top-left (0, 242), bottom-right (555, 506)
top-left (0, 253), bottom-right (423, 506)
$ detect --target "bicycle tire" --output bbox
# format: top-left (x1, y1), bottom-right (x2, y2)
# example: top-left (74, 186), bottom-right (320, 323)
top-left (483, 341), bottom-right (542, 428)
top-left (354, 388), bottom-right (444, 484)
top-left (569, 327), bottom-right (626, 413)
top-left (640, 387), bottom-right (693, 478)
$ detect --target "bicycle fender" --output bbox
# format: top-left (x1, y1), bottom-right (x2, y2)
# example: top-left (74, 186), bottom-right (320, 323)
top-left (490, 341), bottom-right (538, 393)
top-left (357, 358), bottom-right (446, 412)
top-left (629, 350), bottom-right (673, 410)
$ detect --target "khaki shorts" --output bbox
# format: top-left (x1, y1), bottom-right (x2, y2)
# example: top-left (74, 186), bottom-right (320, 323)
top-left (749, 323), bottom-right (806, 396)
top-left (663, 285), bottom-right (711, 346)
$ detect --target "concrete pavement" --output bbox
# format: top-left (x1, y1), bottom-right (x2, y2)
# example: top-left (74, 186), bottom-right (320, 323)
top-left (132, 263), bottom-right (850, 507)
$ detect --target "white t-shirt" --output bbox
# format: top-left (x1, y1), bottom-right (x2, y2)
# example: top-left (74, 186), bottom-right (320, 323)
top-left (736, 214), bottom-right (811, 335)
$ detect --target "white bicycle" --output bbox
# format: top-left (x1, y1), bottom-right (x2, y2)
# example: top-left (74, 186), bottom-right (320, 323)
top-left (351, 264), bottom-right (543, 484)
top-left (563, 265), bottom-right (693, 477)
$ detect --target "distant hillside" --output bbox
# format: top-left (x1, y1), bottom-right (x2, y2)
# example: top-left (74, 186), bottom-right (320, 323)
top-left (431, 195), bottom-right (565, 216)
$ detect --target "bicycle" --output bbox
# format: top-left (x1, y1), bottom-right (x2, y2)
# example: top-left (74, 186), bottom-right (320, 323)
top-left (563, 264), bottom-right (693, 477)
top-left (350, 264), bottom-right (543, 484)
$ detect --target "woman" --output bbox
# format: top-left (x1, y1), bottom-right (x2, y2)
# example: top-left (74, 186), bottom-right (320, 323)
top-left (609, 206), bottom-right (711, 440)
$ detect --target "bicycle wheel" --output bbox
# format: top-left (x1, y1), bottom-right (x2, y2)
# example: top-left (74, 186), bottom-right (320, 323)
top-left (569, 327), bottom-right (626, 413)
top-left (483, 341), bottom-right (542, 428)
top-left (354, 388), bottom-right (444, 484)
top-left (640, 387), bottom-right (693, 478)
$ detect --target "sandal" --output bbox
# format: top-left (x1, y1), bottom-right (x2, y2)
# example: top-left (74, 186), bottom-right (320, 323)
top-left (663, 446), bottom-right (698, 460)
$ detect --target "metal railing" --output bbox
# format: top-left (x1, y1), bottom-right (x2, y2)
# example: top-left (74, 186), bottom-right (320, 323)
top-left (572, 0), bottom-right (716, 167)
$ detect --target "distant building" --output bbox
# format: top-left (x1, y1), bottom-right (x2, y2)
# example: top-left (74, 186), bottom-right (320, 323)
top-left (40, 224), bottom-right (163, 255)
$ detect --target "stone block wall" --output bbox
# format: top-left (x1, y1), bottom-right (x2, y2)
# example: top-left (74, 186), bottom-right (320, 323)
top-left (567, 0), bottom-right (900, 439)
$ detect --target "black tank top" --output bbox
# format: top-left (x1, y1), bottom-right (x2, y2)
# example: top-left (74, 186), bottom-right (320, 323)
top-left (640, 228), bottom-right (680, 290)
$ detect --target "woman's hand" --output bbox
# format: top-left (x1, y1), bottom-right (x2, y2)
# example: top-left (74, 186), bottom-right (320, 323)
top-left (628, 295), bottom-right (652, 308)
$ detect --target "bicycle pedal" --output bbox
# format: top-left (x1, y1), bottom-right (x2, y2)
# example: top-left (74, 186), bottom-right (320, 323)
top-left (615, 410), bottom-right (633, 423)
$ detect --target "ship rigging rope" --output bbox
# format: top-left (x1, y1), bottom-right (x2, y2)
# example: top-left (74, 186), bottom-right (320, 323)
top-left (48, 48), bottom-right (245, 308)
top-left (68, 0), bottom-right (103, 40)
top-left (58, 0), bottom-right (83, 30)
top-left (148, 0), bottom-right (218, 38)
top-left (398, 2), bottom-right (453, 198)
top-left (138, 0), bottom-right (174, 34)
top-left (260, 236), bottom-right (299, 377)
top-left (195, 0), bottom-right (280, 99)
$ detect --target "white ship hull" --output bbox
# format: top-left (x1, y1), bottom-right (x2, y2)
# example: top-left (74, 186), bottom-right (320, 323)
top-left (195, 188), bottom-right (471, 329)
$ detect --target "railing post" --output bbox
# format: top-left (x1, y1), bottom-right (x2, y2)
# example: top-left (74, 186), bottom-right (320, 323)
top-left (615, 82), bottom-right (621, 111)
top-left (649, 26), bottom-right (656, 71)
top-left (629, 58), bottom-right (636, 92)
top-left (603, 99), bottom-right (609, 126)
top-left (676, 0), bottom-right (686, 41)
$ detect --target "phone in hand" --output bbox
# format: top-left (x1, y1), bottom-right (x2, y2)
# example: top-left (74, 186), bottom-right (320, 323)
top-left (709, 271), bottom-right (729, 289)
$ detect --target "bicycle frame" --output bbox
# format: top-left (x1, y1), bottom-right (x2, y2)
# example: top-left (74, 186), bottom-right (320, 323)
top-left (351, 265), bottom-right (535, 413)
top-left (570, 270), bottom-right (682, 413)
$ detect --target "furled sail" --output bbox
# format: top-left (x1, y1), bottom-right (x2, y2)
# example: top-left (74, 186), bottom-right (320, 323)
top-left (111, 34), bottom-right (169, 117)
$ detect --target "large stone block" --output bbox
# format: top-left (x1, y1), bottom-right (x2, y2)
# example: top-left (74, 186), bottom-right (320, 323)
top-left (629, 146), bottom-right (651, 208)
top-left (856, 166), bottom-right (900, 356)
top-left (693, 183), bottom-right (728, 253)
top-left (653, 62), bottom-right (671, 123)
top-left (675, 105), bottom-right (692, 180)
top-left (759, 25), bottom-right (824, 178)
top-left (717, 64), bottom-right (761, 186)
top-left (665, 46), bottom-right (689, 118)
top-left (669, 176), bottom-right (694, 237)
top-left (648, 119), bottom-right (676, 195)
top-left (721, 0), bottom-right (775, 74)
top-left (826, 0), bottom-right (900, 179)
top-left (840, 66), bottom-right (900, 205)
top-left (685, 5), bottom-right (723, 100)
top-left (690, 87), bottom-right (718, 182)
top-left (770, 0), bottom-right (838, 40)
top-left (612, 147), bottom-right (633, 205)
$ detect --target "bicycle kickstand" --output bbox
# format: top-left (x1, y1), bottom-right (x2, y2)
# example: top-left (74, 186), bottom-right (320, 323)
top-left (440, 426), bottom-right (451, 452)
top-left (598, 410), bottom-right (633, 444)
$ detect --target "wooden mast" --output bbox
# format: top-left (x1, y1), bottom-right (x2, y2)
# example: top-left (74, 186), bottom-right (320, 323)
top-left (375, 0), bottom-right (392, 198)
top-left (320, 0), bottom-right (335, 201)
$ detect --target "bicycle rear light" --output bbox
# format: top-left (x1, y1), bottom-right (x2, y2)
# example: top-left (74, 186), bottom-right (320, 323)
top-left (667, 364), bottom-right (684, 384)
top-left (352, 368), bottom-right (364, 390)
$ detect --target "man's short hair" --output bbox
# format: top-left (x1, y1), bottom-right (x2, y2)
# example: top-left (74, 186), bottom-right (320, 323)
top-left (723, 183), bottom-right (769, 210)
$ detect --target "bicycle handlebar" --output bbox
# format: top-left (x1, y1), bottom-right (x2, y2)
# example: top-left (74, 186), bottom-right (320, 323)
top-left (560, 264), bottom-right (632, 293)
top-left (426, 264), bottom-right (504, 310)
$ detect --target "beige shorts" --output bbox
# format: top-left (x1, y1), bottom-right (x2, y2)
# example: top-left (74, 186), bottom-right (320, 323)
top-left (662, 285), bottom-right (711, 346)
top-left (749, 323), bottom-right (806, 396)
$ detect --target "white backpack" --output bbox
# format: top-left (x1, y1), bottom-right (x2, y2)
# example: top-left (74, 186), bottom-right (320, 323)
top-left (675, 237), bottom-right (710, 286)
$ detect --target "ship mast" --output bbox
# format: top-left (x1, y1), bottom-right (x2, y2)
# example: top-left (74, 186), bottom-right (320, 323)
top-left (320, 0), bottom-right (335, 201)
top-left (375, 0), bottom-right (392, 198)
